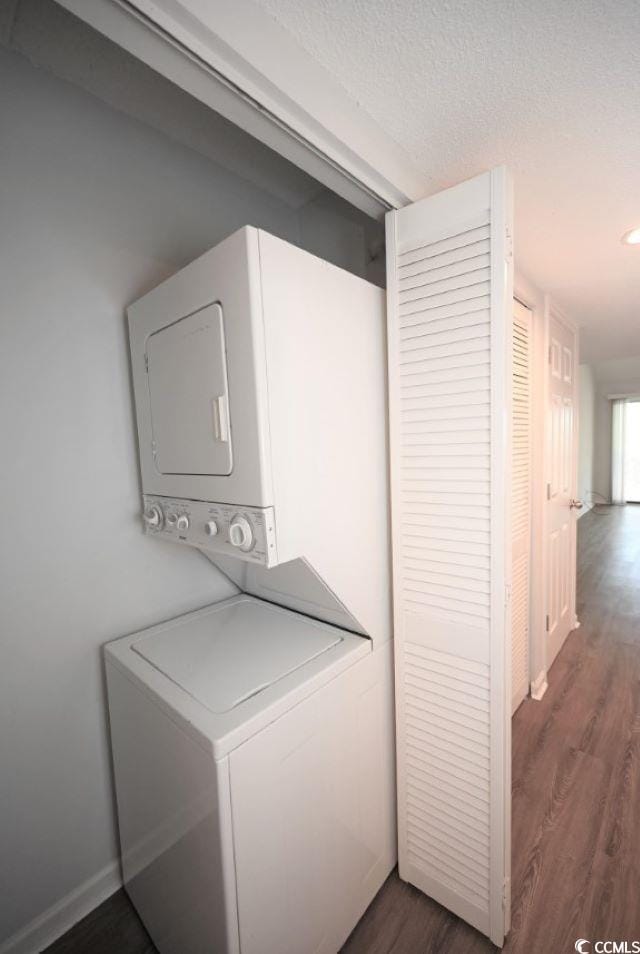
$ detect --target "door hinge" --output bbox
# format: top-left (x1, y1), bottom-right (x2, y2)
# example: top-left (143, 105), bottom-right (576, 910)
top-left (502, 877), bottom-right (511, 910)
top-left (545, 614), bottom-right (550, 632)
top-left (505, 227), bottom-right (513, 263)
top-left (504, 583), bottom-right (512, 606)
top-left (548, 345), bottom-right (552, 364)
top-left (546, 482), bottom-right (551, 500)
top-left (144, 353), bottom-right (149, 373)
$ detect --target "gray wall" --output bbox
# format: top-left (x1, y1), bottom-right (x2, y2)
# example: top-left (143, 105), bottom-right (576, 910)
top-left (0, 32), bottom-right (380, 947)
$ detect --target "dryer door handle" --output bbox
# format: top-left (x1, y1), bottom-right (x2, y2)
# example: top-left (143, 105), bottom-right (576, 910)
top-left (212, 395), bottom-right (230, 443)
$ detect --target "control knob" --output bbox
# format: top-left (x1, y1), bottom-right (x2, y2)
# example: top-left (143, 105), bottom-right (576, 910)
top-left (204, 520), bottom-right (218, 537)
top-left (176, 514), bottom-right (190, 532)
top-left (143, 505), bottom-right (163, 530)
top-left (229, 515), bottom-right (254, 551)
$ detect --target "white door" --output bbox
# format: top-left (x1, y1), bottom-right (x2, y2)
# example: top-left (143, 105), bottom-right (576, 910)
top-left (387, 167), bottom-right (512, 946)
top-left (546, 305), bottom-right (579, 668)
top-left (512, 301), bottom-right (532, 713)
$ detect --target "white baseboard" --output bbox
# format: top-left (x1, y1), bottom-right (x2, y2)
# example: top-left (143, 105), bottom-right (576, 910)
top-left (530, 670), bottom-right (548, 701)
top-left (0, 860), bottom-right (122, 954)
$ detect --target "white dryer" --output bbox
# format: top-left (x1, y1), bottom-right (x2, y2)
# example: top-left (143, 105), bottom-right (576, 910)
top-left (106, 596), bottom-right (395, 954)
top-left (127, 226), bottom-right (391, 643)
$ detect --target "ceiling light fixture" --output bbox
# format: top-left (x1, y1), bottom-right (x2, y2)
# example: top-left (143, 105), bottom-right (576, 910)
top-left (621, 227), bottom-right (640, 245)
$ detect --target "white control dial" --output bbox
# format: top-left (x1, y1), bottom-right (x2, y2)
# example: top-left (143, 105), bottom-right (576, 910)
top-left (229, 515), bottom-right (254, 551)
top-left (204, 520), bottom-right (218, 537)
top-left (176, 514), bottom-right (190, 532)
top-left (143, 505), bottom-right (163, 530)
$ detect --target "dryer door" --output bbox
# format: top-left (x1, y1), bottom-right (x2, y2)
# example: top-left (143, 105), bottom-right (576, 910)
top-left (146, 303), bottom-right (233, 476)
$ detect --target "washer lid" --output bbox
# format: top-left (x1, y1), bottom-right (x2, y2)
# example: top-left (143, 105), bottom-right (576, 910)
top-left (131, 598), bottom-right (342, 714)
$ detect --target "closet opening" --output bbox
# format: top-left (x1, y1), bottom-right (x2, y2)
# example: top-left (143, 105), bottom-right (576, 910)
top-left (1, 5), bottom-right (390, 953)
top-left (612, 398), bottom-right (640, 504)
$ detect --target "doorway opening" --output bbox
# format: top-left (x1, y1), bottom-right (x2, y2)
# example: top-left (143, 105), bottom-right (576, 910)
top-left (624, 402), bottom-right (640, 502)
top-left (612, 398), bottom-right (640, 504)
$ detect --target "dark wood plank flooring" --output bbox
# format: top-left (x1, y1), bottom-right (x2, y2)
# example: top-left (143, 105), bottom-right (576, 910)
top-left (44, 506), bottom-right (640, 953)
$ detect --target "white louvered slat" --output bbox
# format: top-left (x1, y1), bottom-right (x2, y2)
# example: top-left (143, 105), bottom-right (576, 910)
top-left (387, 168), bottom-right (512, 945)
top-left (511, 302), bottom-right (532, 712)
top-left (403, 643), bottom-right (491, 914)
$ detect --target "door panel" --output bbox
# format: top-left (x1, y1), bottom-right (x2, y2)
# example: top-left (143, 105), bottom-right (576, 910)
top-left (147, 303), bottom-right (233, 476)
top-left (546, 308), bottom-right (578, 667)
top-left (511, 301), bottom-right (532, 713)
top-left (387, 167), bottom-right (512, 945)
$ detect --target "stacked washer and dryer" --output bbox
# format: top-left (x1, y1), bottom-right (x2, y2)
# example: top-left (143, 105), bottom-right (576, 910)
top-left (105, 227), bottom-right (396, 954)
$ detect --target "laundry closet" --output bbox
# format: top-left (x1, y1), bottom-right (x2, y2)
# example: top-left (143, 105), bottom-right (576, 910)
top-left (0, 4), bottom-right (393, 953)
top-left (1, 2), bottom-right (546, 953)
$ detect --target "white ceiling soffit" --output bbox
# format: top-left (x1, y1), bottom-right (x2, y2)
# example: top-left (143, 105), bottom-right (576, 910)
top-left (54, 0), bottom-right (427, 220)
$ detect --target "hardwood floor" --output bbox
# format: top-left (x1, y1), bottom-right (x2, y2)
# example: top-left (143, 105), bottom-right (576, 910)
top-left (43, 891), bottom-right (155, 954)
top-left (44, 506), bottom-right (640, 953)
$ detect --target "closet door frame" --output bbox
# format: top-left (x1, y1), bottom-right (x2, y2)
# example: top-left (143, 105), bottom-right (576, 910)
top-left (53, 0), bottom-right (422, 218)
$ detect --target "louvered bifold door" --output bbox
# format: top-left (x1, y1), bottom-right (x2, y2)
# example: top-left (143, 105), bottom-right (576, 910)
top-left (512, 302), bottom-right (532, 712)
top-left (386, 167), bottom-right (513, 946)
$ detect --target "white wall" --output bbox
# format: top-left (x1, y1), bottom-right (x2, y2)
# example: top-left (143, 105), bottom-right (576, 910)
top-left (578, 364), bottom-right (596, 512)
top-left (591, 356), bottom-right (640, 503)
top-left (0, 39), bottom-right (379, 950)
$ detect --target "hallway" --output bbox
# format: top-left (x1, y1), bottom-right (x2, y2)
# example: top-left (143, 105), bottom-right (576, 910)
top-left (342, 504), bottom-right (640, 952)
top-left (44, 507), bottom-right (640, 954)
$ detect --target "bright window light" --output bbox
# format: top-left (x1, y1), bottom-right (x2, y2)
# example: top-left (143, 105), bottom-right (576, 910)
top-left (621, 227), bottom-right (640, 245)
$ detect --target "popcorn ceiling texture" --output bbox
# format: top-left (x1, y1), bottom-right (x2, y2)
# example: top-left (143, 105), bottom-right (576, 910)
top-left (254, 0), bottom-right (640, 361)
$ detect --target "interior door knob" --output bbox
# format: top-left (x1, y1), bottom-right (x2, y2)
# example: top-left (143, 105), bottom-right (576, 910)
top-left (569, 499), bottom-right (583, 510)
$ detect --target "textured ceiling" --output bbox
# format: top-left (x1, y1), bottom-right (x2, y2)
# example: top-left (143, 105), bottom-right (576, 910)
top-left (254, 0), bottom-right (640, 361)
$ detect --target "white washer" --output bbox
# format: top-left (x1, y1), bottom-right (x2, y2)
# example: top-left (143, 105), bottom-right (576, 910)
top-left (105, 595), bottom-right (395, 954)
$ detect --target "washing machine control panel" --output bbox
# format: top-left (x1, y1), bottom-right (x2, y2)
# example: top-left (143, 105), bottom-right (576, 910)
top-left (142, 495), bottom-right (278, 567)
